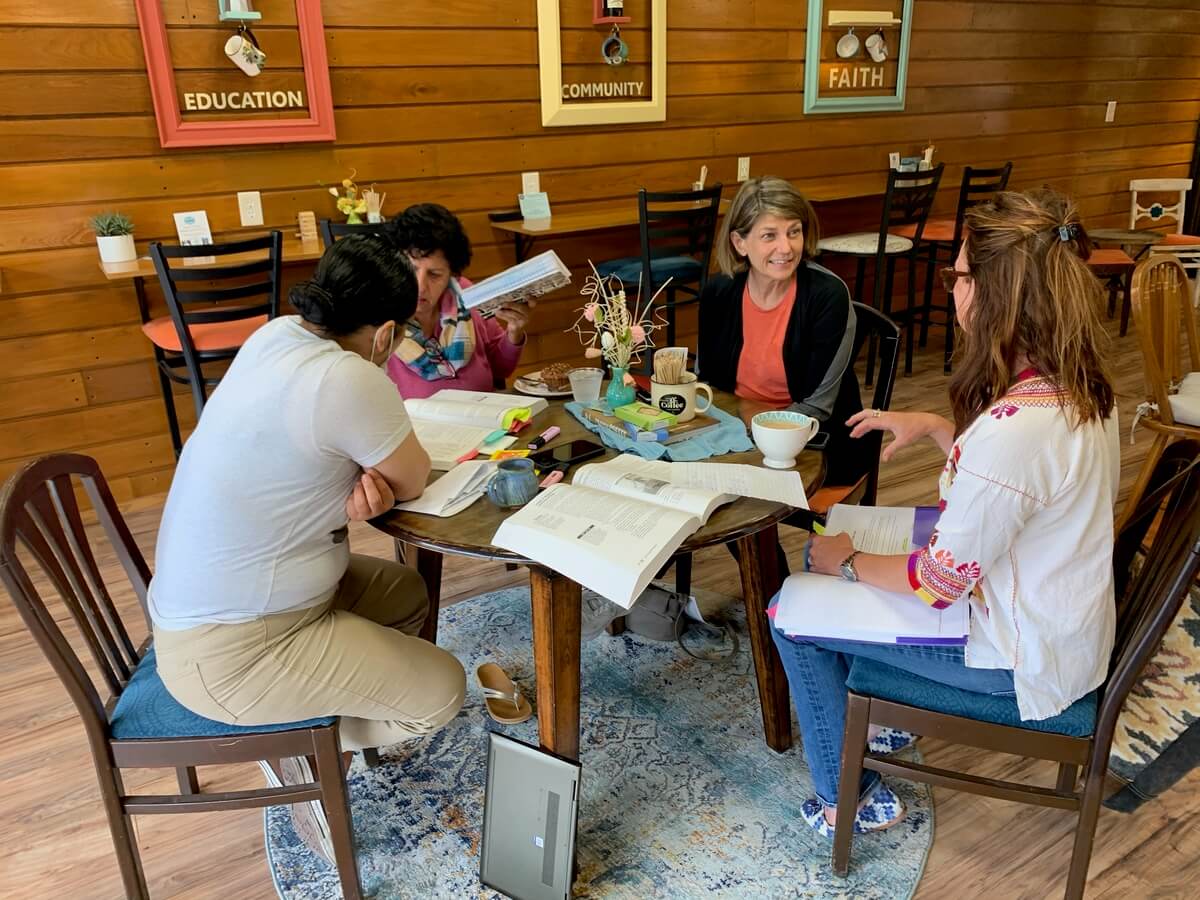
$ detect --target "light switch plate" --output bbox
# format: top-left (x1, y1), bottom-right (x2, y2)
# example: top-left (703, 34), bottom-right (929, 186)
top-left (737, 157), bottom-right (750, 181)
top-left (1105, 101), bottom-right (1117, 123)
top-left (237, 190), bottom-right (264, 227)
top-left (522, 171), bottom-right (541, 195)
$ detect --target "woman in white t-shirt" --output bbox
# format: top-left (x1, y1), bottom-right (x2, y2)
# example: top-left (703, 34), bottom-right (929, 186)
top-left (772, 190), bottom-right (1119, 837)
top-left (150, 234), bottom-right (465, 757)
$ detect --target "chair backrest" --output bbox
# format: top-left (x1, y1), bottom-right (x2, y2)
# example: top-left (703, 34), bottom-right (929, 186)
top-left (637, 184), bottom-right (724, 289)
top-left (1130, 255), bottom-right (1191, 426)
top-left (950, 162), bottom-right (1013, 256)
top-left (880, 162), bottom-right (944, 245)
top-left (0, 454), bottom-right (151, 754)
top-left (1130, 178), bottom-right (1192, 233)
top-left (849, 302), bottom-right (901, 502)
top-left (1099, 440), bottom-right (1200, 749)
top-left (319, 218), bottom-right (391, 251)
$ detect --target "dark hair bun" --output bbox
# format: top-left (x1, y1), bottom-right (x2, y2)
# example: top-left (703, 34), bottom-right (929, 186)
top-left (290, 235), bottom-right (418, 336)
top-left (289, 280), bottom-right (336, 327)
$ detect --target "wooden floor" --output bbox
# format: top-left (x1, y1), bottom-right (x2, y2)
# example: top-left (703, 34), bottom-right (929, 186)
top-left (3, 317), bottom-right (1199, 900)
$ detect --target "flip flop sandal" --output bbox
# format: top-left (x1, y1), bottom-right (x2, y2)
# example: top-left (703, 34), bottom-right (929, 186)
top-left (802, 780), bottom-right (906, 838)
top-left (477, 662), bottom-right (533, 724)
top-left (868, 727), bottom-right (917, 755)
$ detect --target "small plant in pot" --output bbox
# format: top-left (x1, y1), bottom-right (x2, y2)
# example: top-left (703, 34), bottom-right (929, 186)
top-left (90, 211), bottom-right (137, 264)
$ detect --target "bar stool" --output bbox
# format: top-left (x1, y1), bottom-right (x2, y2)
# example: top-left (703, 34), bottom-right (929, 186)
top-left (817, 163), bottom-right (943, 381)
top-left (318, 219), bottom-right (390, 250)
top-left (146, 232), bottom-right (282, 456)
top-left (894, 162), bottom-right (1013, 374)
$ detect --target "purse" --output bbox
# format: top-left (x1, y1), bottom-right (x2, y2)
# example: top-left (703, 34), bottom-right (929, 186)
top-left (626, 585), bottom-right (740, 664)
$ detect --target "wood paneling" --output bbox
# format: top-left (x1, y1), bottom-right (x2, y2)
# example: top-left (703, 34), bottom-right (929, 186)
top-left (0, 0), bottom-right (1195, 498)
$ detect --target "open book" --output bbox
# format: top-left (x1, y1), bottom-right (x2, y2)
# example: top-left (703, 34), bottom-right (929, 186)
top-left (459, 250), bottom-right (571, 317)
top-left (491, 457), bottom-right (736, 607)
top-left (405, 390), bottom-right (546, 468)
top-left (772, 504), bottom-right (969, 645)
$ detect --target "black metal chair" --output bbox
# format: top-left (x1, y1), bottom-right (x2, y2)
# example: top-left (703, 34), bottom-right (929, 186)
top-left (0, 454), bottom-right (363, 899)
top-left (896, 162), bottom-right (1013, 374)
top-left (818, 164), bottom-right (943, 382)
top-left (832, 440), bottom-right (1200, 900)
top-left (596, 184), bottom-right (724, 351)
top-left (318, 218), bottom-right (391, 250)
top-left (146, 232), bottom-right (282, 457)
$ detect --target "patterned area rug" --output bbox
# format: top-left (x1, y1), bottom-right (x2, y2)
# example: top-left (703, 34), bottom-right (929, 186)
top-left (265, 585), bottom-right (934, 899)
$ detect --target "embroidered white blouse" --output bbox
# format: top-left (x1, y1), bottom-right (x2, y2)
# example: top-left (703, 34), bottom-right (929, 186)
top-left (906, 373), bottom-right (1121, 721)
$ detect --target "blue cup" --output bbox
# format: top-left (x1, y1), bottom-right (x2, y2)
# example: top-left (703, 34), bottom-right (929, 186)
top-left (485, 458), bottom-right (540, 508)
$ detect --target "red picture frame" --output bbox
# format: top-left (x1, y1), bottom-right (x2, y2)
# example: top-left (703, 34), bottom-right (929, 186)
top-left (134, 0), bottom-right (336, 148)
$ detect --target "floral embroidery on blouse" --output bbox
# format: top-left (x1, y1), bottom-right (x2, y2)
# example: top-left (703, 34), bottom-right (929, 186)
top-left (990, 402), bottom-right (1019, 419)
top-left (907, 548), bottom-right (978, 609)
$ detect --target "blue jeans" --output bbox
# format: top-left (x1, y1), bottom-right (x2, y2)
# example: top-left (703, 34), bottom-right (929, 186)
top-left (768, 597), bottom-right (1015, 807)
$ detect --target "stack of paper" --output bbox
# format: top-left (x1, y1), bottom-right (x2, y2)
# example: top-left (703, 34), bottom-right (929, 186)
top-left (394, 461), bottom-right (495, 517)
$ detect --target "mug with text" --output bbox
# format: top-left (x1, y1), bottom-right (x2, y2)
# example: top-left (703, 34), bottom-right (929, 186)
top-left (650, 372), bottom-right (712, 423)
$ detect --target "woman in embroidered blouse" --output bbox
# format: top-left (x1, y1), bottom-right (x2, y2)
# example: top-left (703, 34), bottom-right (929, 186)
top-left (771, 189), bottom-right (1119, 837)
top-left (384, 203), bottom-right (532, 399)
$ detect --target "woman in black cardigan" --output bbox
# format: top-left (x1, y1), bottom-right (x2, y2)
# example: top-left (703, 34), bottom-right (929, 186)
top-left (697, 176), bottom-right (868, 485)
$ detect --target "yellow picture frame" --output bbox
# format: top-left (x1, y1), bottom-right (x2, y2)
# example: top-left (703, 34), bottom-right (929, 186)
top-left (536, 0), bottom-right (667, 128)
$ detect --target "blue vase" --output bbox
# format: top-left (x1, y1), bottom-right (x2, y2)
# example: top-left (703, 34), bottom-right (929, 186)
top-left (605, 365), bottom-right (637, 409)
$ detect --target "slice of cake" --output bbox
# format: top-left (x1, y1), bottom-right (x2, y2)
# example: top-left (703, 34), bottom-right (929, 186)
top-left (539, 362), bottom-right (574, 392)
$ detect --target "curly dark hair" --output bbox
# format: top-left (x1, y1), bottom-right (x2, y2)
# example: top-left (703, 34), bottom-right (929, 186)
top-left (388, 202), bottom-right (472, 275)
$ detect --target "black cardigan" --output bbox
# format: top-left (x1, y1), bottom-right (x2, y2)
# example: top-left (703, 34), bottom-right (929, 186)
top-left (696, 262), bottom-right (869, 485)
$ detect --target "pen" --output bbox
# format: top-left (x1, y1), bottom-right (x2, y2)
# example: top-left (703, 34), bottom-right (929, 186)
top-left (527, 425), bottom-right (561, 450)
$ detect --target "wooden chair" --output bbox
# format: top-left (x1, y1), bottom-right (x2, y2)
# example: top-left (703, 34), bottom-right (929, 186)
top-left (1121, 255), bottom-right (1200, 531)
top-left (0, 454), bottom-right (363, 899)
top-left (147, 232), bottom-right (282, 456)
top-left (831, 440), bottom-right (1200, 899)
top-left (895, 162), bottom-right (1013, 374)
top-left (595, 184), bottom-right (724, 352)
top-left (1086, 247), bottom-right (1137, 337)
top-left (1130, 178), bottom-right (1200, 307)
top-left (818, 164), bottom-right (944, 381)
top-left (318, 218), bottom-right (391, 250)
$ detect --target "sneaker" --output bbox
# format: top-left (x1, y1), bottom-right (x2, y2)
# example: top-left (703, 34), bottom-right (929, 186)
top-left (802, 780), bottom-right (906, 838)
top-left (580, 590), bottom-right (626, 640)
top-left (259, 758), bottom-right (335, 867)
top-left (868, 727), bottom-right (917, 755)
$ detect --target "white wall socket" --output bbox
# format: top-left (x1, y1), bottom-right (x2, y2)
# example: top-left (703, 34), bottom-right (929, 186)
top-left (237, 190), bottom-right (264, 227)
top-left (1104, 100), bottom-right (1117, 123)
top-left (522, 171), bottom-right (541, 195)
top-left (737, 156), bottom-right (751, 182)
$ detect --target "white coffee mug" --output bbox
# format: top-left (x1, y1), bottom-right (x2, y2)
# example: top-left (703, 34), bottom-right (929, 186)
top-left (865, 31), bottom-right (889, 63)
top-left (225, 32), bottom-right (266, 77)
top-left (651, 372), bottom-right (712, 423)
top-left (751, 410), bottom-right (819, 469)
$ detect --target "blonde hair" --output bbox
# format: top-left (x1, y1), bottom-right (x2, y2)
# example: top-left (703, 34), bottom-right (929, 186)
top-left (716, 176), bottom-right (820, 275)
top-left (950, 188), bottom-right (1115, 433)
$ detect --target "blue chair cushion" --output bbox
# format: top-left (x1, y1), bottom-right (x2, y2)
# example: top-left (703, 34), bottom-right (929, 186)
top-left (594, 255), bottom-right (703, 287)
top-left (846, 657), bottom-right (1097, 738)
top-left (109, 647), bottom-right (334, 740)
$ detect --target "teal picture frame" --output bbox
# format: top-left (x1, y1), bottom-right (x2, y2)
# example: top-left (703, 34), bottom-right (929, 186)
top-left (804, 0), bottom-right (915, 115)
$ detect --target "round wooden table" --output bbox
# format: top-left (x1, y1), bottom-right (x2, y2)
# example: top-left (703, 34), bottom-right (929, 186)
top-left (372, 391), bottom-right (826, 760)
top-left (1088, 228), bottom-right (1164, 259)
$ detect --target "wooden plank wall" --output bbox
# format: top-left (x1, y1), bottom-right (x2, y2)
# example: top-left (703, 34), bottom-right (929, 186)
top-left (0, 0), bottom-right (1197, 502)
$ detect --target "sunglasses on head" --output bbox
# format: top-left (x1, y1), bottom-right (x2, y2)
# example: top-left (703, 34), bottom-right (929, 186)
top-left (940, 267), bottom-right (971, 294)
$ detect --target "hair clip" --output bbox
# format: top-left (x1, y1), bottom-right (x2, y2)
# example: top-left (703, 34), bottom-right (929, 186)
top-left (1057, 224), bottom-right (1077, 242)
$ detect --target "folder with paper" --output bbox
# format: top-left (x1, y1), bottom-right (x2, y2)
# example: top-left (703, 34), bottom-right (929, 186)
top-left (772, 504), bottom-right (970, 645)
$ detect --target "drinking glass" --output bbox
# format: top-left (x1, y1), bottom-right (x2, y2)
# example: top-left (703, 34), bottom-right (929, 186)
top-left (568, 367), bottom-right (604, 406)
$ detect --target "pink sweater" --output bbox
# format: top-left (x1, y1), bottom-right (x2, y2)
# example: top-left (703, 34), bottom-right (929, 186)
top-left (385, 279), bottom-right (525, 400)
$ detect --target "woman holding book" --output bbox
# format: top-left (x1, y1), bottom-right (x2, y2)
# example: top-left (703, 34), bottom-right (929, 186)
top-left (771, 189), bottom-right (1119, 836)
top-left (696, 176), bottom-right (867, 485)
top-left (150, 235), bottom-right (465, 775)
top-left (385, 203), bottom-right (533, 399)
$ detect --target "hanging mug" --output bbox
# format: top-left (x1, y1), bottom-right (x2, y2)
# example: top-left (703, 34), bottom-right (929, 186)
top-left (602, 26), bottom-right (629, 66)
top-left (836, 28), bottom-right (860, 59)
top-left (225, 26), bottom-right (266, 77)
top-left (865, 29), bottom-right (889, 64)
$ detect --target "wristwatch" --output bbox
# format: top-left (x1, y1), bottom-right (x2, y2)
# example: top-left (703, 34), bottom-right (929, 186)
top-left (839, 550), bottom-right (862, 582)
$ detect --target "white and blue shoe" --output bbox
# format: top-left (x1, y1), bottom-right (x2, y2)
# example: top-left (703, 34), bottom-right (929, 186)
top-left (802, 780), bottom-right (906, 837)
top-left (868, 727), bottom-right (917, 755)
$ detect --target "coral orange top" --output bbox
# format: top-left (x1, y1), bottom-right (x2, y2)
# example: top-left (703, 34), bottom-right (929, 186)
top-left (735, 278), bottom-right (796, 404)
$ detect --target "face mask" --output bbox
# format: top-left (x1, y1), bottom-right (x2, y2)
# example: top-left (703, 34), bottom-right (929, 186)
top-left (369, 323), bottom-right (396, 367)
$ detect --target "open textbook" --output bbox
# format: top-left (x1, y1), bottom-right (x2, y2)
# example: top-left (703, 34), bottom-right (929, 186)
top-left (491, 455), bottom-right (809, 607)
top-left (405, 390), bottom-right (545, 468)
top-left (773, 503), bottom-right (969, 645)
top-left (459, 250), bottom-right (571, 317)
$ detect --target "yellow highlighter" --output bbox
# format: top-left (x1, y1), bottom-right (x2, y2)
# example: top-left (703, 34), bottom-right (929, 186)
top-left (812, 521), bottom-right (826, 535)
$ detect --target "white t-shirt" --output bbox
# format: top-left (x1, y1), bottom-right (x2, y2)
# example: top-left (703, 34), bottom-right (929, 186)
top-left (148, 316), bottom-right (412, 630)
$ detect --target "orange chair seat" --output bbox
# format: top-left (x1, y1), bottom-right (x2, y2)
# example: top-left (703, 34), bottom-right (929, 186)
top-left (892, 218), bottom-right (955, 243)
top-left (1160, 232), bottom-right (1200, 246)
top-left (141, 314), bottom-right (268, 353)
top-left (1087, 248), bottom-right (1135, 268)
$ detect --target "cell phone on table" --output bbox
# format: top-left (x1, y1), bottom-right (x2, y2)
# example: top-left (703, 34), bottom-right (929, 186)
top-left (529, 439), bottom-right (605, 470)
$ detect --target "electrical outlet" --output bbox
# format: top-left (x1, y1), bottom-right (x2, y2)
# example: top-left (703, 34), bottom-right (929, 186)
top-left (237, 191), bottom-right (264, 227)
top-left (1105, 100), bottom-right (1117, 123)
top-left (522, 171), bottom-right (541, 195)
top-left (737, 157), bottom-right (750, 182)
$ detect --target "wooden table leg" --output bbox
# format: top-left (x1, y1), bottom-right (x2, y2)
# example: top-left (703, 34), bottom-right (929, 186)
top-left (413, 546), bottom-right (444, 645)
top-left (529, 567), bottom-right (582, 760)
top-left (736, 525), bottom-right (793, 753)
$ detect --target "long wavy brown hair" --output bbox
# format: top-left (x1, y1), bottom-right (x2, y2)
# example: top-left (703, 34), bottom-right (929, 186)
top-left (949, 189), bottom-right (1115, 434)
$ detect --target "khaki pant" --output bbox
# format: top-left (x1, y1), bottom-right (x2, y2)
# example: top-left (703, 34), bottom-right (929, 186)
top-left (155, 554), bottom-right (466, 751)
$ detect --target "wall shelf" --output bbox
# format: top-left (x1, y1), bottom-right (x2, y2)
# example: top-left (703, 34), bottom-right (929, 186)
top-left (593, 1), bottom-right (631, 25)
top-left (827, 11), bottom-right (902, 27)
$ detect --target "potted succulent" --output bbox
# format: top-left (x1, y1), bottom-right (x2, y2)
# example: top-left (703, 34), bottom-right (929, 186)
top-left (90, 211), bottom-right (137, 264)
